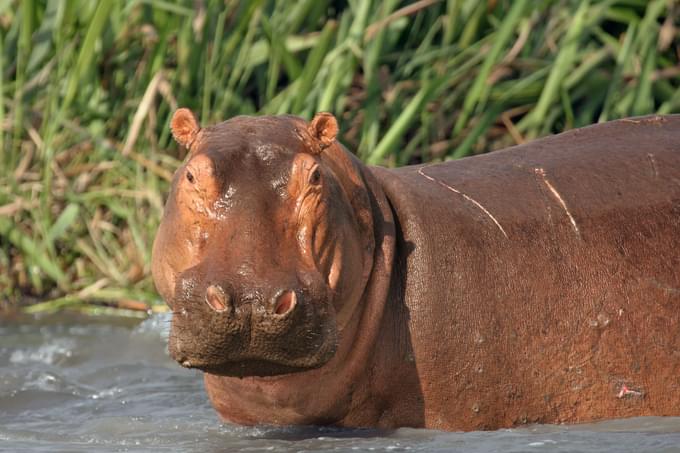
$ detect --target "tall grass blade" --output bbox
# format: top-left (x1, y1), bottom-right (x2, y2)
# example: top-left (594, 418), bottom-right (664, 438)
top-left (519, 0), bottom-right (590, 137)
top-left (453, 0), bottom-right (529, 136)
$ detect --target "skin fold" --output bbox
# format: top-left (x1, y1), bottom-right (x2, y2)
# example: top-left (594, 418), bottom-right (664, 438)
top-left (152, 112), bottom-right (680, 431)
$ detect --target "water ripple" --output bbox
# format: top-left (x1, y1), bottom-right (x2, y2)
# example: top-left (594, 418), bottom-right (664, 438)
top-left (1, 314), bottom-right (680, 452)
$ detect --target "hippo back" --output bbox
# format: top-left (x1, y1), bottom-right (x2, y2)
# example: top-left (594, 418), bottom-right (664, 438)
top-left (370, 115), bottom-right (680, 430)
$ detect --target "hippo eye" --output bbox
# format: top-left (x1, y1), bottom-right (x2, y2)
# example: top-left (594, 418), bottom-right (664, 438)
top-left (309, 167), bottom-right (321, 185)
top-left (186, 171), bottom-right (195, 183)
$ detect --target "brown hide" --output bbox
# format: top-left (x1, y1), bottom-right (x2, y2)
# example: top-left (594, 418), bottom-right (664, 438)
top-left (370, 115), bottom-right (680, 430)
top-left (155, 114), bottom-right (680, 431)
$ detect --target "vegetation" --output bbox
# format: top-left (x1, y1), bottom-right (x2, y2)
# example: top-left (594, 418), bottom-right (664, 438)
top-left (1, 0), bottom-right (678, 314)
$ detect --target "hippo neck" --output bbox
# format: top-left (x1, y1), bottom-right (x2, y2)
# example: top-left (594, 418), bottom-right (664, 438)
top-left (202, 155), bottom-right (397, 426)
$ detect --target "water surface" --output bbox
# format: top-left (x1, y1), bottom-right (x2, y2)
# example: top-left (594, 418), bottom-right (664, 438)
top-left (2, 313), bottom-right (680, 452)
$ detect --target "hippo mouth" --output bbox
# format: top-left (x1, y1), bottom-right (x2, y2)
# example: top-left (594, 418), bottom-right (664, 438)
top-left (167, 283), bottom-right (339, 377)
top-left (170, 332), bottom-right (339, 378)
top-left (177, 354), bottom-right (334, 378)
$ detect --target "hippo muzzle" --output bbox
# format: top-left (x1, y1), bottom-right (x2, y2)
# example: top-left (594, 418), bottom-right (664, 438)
top-left (166, 258), bottom-right (338, 377)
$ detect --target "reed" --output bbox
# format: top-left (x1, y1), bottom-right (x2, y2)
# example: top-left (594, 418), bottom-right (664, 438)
top-left (0, 0), bottom-right (677, 313)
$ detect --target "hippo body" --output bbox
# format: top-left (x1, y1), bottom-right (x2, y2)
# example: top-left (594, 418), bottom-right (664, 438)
top-left (153, 112), bottom-right (680, 431)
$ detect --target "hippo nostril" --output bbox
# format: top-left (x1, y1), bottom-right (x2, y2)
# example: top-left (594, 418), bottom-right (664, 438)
top-left (274, 290), bottom-right (297, 316)
top-left (205, 285), bottom-right (232, 313)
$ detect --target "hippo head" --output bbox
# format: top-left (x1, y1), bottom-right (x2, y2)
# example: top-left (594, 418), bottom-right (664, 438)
top-left (151, 109), bottom-right (375, 377)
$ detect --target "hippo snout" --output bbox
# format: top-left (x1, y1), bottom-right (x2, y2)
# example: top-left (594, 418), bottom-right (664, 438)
top-left (166, 269), bottom-right (337, 377)
top-left (203, 284), bottom-right (297, 318)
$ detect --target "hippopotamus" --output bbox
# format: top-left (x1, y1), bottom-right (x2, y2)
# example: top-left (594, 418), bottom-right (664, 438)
top-left (151, 109), bottom-right (680, 431)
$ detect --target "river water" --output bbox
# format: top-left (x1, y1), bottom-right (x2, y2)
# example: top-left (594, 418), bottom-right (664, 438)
top-left (2, 313), bottom-right (680, 452)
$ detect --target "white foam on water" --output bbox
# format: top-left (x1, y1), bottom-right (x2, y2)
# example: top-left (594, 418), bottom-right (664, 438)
top-left (90, 386), bottom-right (123, 400)
top-left (132, 313), bottom-right (171, 341)
top-left (10, 338), bottom-right (75, 365)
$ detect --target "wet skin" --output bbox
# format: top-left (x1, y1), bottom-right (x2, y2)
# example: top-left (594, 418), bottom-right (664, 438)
top-left (152, 111), bottom-right (680, 431)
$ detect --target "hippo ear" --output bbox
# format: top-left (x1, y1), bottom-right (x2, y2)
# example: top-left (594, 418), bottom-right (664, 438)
top-left (171, 108), bottom-right (201, 150)
top-left (309, 112), bottom-right (338, 150)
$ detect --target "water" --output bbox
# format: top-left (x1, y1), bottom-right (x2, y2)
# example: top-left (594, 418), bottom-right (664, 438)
top-left (2, 313), bottom-right (680, 453)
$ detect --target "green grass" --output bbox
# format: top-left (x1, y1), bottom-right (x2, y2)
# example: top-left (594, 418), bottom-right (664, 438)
top-left (0, 0), bottom-right (678, 314)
